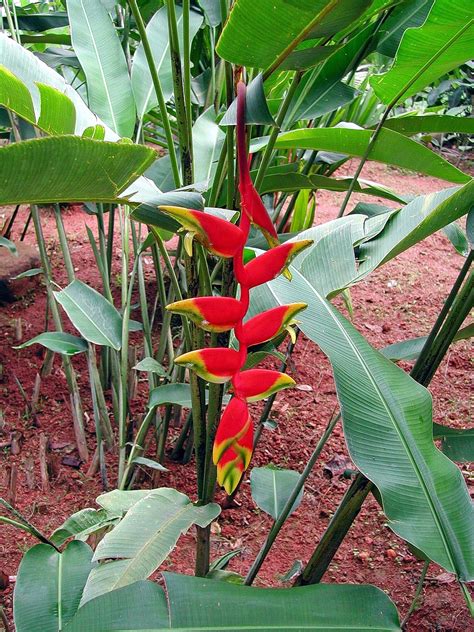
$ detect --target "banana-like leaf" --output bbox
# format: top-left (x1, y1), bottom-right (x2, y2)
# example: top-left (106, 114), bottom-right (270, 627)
top-left (216, 0), bottom-right (371, 70)
top-left (383, 114), bottom-right (474, 135)
top-left (435, 425), bottom-right (474, 463)
top-left (0, 136), bottom-right (156, 206)
top-left (2, 12), bottom-right (69, 31)
top-left (371, 0), bottom-right (474, 104)
top-left (81, 488), bottom-right (220, 603)
top-left (51, 508), bottom-right (119, 546)
top-left (14, 542), bottom-right (94, 632)
top-left (251, 466), bottom-right (304, 520)
top-left (15, 332), bottom-right (88, 356)
top-left (68, 0), bottom-right (136, 137)
top-left (162, 572), bottom-right (401, 630)
top-left (273, 127), bottom-right (470, 184)
top-left (192, 106), bottom-right (225, 187)
top-left (131, 5), bottom-right (202, 121)
top-left (250, 268), bottom-right (474, 581)
top-left (54, 280), bottom-right (123, 350)
top-left (381, 323), bottom-right (473, 362)
top-left (375, 0), bottom-right (434, 58)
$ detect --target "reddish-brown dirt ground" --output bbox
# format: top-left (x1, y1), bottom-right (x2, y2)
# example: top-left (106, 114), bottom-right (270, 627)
top-left (1, 161), bottom-right (473, 631)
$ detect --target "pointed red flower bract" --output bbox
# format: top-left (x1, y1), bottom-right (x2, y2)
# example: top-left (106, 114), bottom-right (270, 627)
top-left (232, 369), bottom-right (295, 402)
top-left (237, 240), bottom-right (313, 288)
top-left (166, 297), bottom-right (247, 332)
top-left (174, 348), bottom-right (241, 383)
top-left (159, 206), bottom-right (245, 258)
top-left (240, 303), bottom-right (307, 346)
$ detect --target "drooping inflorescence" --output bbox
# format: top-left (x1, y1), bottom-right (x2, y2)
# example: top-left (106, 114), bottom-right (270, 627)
top-left (160, 81), bottom-right (311, 494)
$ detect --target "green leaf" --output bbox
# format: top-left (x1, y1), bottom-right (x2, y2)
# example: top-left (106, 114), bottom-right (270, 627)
top-left (198, 0), bottom-right (223, 26)
top-left (192, 106), bottom-right (225, 186)
top-left (81, 489), bottom-right (220, 603)
top-left (15, 332), bottom-right (88, 356)
top-left (96, 489), bottom-right (154, 514)
top-left (68, 0), bottom-right (136, 137)
top-left (37, 83), bottom-right (76, 135)
top-left (280, 44), bottom-right (343, 71)
top-left (250, 466), bottom-right (304, 520)
top-left (54, 280), bottom-right (123, 350)
top-left (220, 74), bottom-right (276, 126)
top-left (375, 0), bottom-right (434, 58)
top-left (10, 267), bottom-right (43, 280)
top-left (383, 114), bottom-right (474, 136)
top-left (0, 236), bottom-right (17, 255)
top-left (442, 221), bottom-right (469, 256)
top-left (0, 136), bottom-right (155, 206)
top-left (2, 12), bottom-right (69, 32)
top-left (134, 357), bottom-right (168, 376)
top-left (131, 5), bottom-right (202, 121)
top-left (51, 508), bottom-right (118, 547)
top-left (216, 0), bottom-right (371, 70)
top-left (0, 64), bottom-right (35, 125)
top-left (381, 323), bottom-right (473, 362)
top-left (132, 456), bottom-right (168, 471)
top-left (65, 581), bottom-right (168, 631)
top-left (162, 571), bottom-right (401, 630)
top-left (436, 426), bottom-right (474, 463)
top-left (256, 268), bottom-right (474, 581)
top-left (14, 542), bottom-right (94, 632)
top-left (273, 127), bottom-right (470, 184)
top-left (148, 383), bottom-right (196, 409)
top-left (357, 182), bottom-right (474, 279)
top-left (370, 0), bottom-right (474, 104)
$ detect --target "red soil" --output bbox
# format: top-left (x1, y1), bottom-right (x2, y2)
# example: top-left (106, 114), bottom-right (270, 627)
top-left (0, 161), bottom-right (472, 631)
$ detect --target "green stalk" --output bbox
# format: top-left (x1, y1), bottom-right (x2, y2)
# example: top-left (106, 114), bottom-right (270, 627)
top-left (117, 206), bottom-right (130, 483)
top-left (245, 412), bottom-right (340, 585)
top-left (0, 497), bottom-right (59, 550)
top-left (87, 344), bottom-right (108, 490)
top-left (401, 560), bottom-right (430, 627)
top-left (127, 0), bottom-right (181, 187)
top-left (182, 0), bottom-right (193, 141)
top-left (119, 406), bottom-right (158, 489)
top-left (31, 205), bottom-right (89, 463)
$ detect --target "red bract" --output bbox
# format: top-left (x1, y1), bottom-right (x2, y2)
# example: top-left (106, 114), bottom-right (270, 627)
top-left (166, 297), bottom-right (246, 333)
top-left (240, 303), bottom-right (307, 346)
top-left (237, 240), bottom-right (312, 288)
top-left (232, 369), bottom-right (295, 402)
top-left (170, 80), bottom-right (313, 495)
top-left (158, 206), bottom-right (245, 258)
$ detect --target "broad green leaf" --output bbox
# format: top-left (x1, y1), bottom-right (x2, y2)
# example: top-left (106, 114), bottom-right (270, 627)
top-left (357, 182), bottom-right (474, 279)
top-left (435, 425), bottom-right (474, 463)
top-left (2, 13), bottom-right (69, 31)
top-left (15, 332), bottom-right (88, 356)
top-left (198, 0), bottom-right (223, 26)
top-left (149, 383), bottom-right (197, 409)
top-left (0, 65), bottom-right (35, 124)
top-left (251, 466), bottom-right (304, 520)
top-left (273, 127), bottom-right (470, 184)
top-left (131, 5), bottom-right (202, 121)
top-left (370, 0), bottom-right (474, 104)
top-left (0, 137), bottom-right (156, 206)
top-left (0, 34), bottom-right (116, 139)
top-left (14, 542), bottom-right (94, 632)
top-left (134, 357), bottom-right (168, 376)
top-left (216, 0), bottom-right (371, 70)
top-left (68, 0), bottom-right (136, 137)
top-left (96, 489), bottom-right (156, 514)
top-left (375, 0), bottom-right (434, 57)
top-left (254, 268), bottom-right (474, 580)
top-left (220, 74), bottom-right (276, 126)
top-left (383, 114), bottom-right (474, 136)
top-left (280, 44), bottom-right (343, 71)
top-left (192, 106), bottom-right (225, 186)
top-left (81, 489), bottom-right (220, 603)
top-left (37, 83), bottom-right (76, 135)
top-left (442, 222), bottom-right (469, 256)
top-left (54, 280), bottom-right (123, 350)
top-left (381, 323), bottom-right (473, 362)
top-left (162, 572), bottom-right (401, 630)
top-left (65, 581), bottom-right (168, 631)
top-left (51, 508), bottom-right (118, 547)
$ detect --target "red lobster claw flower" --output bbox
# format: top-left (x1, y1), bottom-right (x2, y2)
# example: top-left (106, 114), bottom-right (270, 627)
top-left (237, 81), bottom-right (279, 249)
top-left (174, 347), bottom-right (241, 383)
top-left (237, 240), bottom-right (313, 288)
top-left (232, 369), bottom-right (295, 402)
top-left (240, 303), bottom-right (307, 346)
top-left (166, 297), bottom-right (247, 333)
top-left (158, 206), bottom-right (245, 258)
top-left (213, 397), bottom-right (253, 494)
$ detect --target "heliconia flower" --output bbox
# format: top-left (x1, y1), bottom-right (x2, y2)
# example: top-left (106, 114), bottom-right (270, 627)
top-left (237, 239), bottom-right (313, 288)
top-left (174, 347), bottom-right (241, 383)
top-left (240, 303), bottom-right (307, 346)
top-left (158, 206), bottom-right (245, 258)
top-left (232, 369), bottom-right (295, 402)
top-left (166, 297), bottom-right (247, 333)
top-left (213, 397), bottom-right (253, 494)
top-left (237, 81), bottom-right (279, 250)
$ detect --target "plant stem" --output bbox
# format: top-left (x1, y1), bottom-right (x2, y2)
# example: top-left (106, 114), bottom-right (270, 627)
top-left (244, 412), bottom-right (340, 585)
top-left (401, 560), bottom-right (429, 628)
top-left (0, 497), bottom-right (59, 550)
top-left (127, 0), bottom-right (181, 187)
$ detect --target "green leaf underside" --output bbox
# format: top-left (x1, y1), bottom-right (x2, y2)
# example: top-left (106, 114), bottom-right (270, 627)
top-left (251, 467), bottom-right (304, 520)
top-left (80, 489), bottom-right (220, 603)
top-left (54, 280), bottom-right (123, 350)
top-left (0, 137), bottom-right (155, 206)
top-left (250, 269), bottom-right (474, 581)
top-left (16, 332), bottom-right (88, 356)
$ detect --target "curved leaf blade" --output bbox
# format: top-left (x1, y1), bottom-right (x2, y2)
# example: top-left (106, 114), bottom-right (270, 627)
top-left (251, 467), bottom-right (304, 520)
top-left (15, 332), bottom-right (88, 356)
